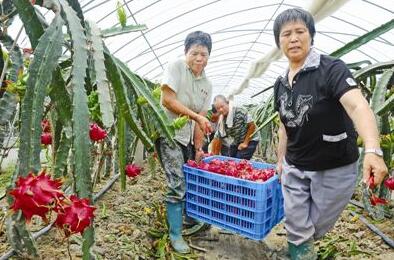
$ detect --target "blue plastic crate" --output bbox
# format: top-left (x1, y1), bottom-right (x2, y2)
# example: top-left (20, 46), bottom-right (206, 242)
top-left (184, 155), bottom-right (284, 240)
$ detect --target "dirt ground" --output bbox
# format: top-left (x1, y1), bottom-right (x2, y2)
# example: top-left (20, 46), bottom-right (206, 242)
top-left (0, 161), bottom-right (393, 259)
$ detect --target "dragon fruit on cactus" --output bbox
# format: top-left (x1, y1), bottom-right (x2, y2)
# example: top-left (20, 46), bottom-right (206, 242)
top-left (9, 170), bottom-right (63, 222)
top-left (89, 123), bottom-right (107, 142)
top-left (41, 119), bottom-right (51, 133)
top-left (55, 195), bottom-right (96, 236)
top-left (125, 164), bottom-right (143, 178)
top-left (41, 132), bottom-right (52, 145)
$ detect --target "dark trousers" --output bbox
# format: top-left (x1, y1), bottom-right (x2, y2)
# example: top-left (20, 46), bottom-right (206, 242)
top-left (155, 138), bottom-right (195, 203)
top-left (221, 140), bottom-right (258, 160)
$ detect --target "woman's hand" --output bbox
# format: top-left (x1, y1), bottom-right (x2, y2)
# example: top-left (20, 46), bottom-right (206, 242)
top-left (195, 114), bottom-right (213, 134)
top-left (238, 142), bottom-right (248, 150)
top-left (195, 149), bottom-right (205, 163)
top-left (363, 153), bottom-right (388, 186)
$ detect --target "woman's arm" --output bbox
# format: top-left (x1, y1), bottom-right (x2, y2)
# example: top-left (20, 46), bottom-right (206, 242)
top-left (194, 111), bottom-right (208, 161)
top-left (238, 122), bottom-right (257, 150)
top-left (161, 85), bottom-right (212, 134)
top-left (340, 88), bottom-right (388, 185)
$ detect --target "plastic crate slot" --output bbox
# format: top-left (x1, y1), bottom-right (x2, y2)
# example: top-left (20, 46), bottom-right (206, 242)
top-left (212, 200), bottom-right (225, 211)
top-left (240, 197), bottom-right (255, 208)
top-left (198, 196), bottom-right (210, 206)
top-left (265, 219), bottom-right (271, 230)
top-left (187, 193), bottom-right (197, 202)
top-left (226, 183), bottom-right (236, 192)
top-left (197, 185), bottom-right (210, 196)
top-left (212, 210), bottom-right (225, 220)
top-left (188, 171), bottom-right (197, 182)
top-left (226, 205), bottom-right (241, 215)
top-left (240, 219), bottom-right (253, 230)
top-left (267, 187), bottom-right (273, 197)
top-left (197, 205), bottom-right (210, 215)
top-left (241, 186), bottom-right (255, 197)
top-left (187, 183), bottom-right (197, 192)
top-left (212, 180), bottom-right (226, 190)
top-left (198, 176), bottom-right (210, 185)
top-left (266, 197), bottom-right (273, 208)
top-left (211, 180), bottom-right (219, 188)
top-left (265, 207), bottom-right (272, 218)
top-left (187, 203), bottom-right (197, 211)
top-left (226, 215), bottom-right (240, 225)
top-left (226, 194), bottom-right (242, 204)
top-left (212, 190), bottom-right (225, 200)
top-left (242, 209), bottom-right (254, 219)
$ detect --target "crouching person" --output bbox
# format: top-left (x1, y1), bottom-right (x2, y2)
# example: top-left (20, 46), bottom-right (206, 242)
top-left (213, 95), bottom-right (259, 160)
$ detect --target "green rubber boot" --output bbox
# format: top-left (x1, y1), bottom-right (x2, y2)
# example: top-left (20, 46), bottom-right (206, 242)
top-left (288, 240), bottom-right (317, 260)
top-left (166, 202), bottom-right (190, 253)
top-left (183, 202), bottom-right (210, 236)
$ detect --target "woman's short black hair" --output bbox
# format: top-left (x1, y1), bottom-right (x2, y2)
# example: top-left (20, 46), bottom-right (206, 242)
top-left (211, 104), bottom-right (218, 113)
top-left (273, 8), bottom-right (315, 48)
top-left (184, 31), bottom-right (212, 55)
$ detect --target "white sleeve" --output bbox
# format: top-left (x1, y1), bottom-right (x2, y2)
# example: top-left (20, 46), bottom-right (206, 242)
top-left (246, 112), bottom-right (253, 124)
top-left (161, 60), bottom-right (181, 93)
top-left (202, 82), bottom-right (213, 112)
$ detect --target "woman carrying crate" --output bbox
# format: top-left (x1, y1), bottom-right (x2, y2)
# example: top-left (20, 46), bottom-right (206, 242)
top-left (156, 31), bottom-right (213, 253)
top-left (272, 8), bottom-right (388, 260)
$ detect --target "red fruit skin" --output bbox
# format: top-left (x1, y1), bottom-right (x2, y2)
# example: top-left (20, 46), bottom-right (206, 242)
top-left (187, 160), bottom-right (198, 168)
top-left (9, 171), bottom-right (63, 222)
top-left (384, 177), bottom-right (394, 190)
top-left (368, 176), bottom-right (375, 190)
top-left (89, 123), bottom-right (107, 142)
top-left (41, 132), bottom-right (52, 145)
top-left (186, 159), bottom-right (275, 182)
top-left (370, 194), bottom-right (388, 206)
top-left (55, 195), bottom-right (96, 237)
top-left (125, 164), bottom-right (142, 178)
top-left (41, 119), bottom-right (51, 133)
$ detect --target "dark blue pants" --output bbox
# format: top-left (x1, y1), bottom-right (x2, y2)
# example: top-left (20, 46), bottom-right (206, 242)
top-left (221, 140), bottom-right (258, 160)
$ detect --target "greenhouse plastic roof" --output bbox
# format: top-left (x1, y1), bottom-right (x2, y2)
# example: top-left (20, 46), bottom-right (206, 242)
top-left (15, 0), bottom-right (394, 105)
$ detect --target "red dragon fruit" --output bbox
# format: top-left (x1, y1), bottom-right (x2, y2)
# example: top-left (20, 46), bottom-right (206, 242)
top-left (384, 177), bottom-right (394, 190)
top-left (41, 119), bottom-right (51, 133)
top-left (89, 123), bottom-right (107, 142)
top-left (125, 164), bottom-right (143, 178)
top-left (41, 132), bottom-right (52, 145)
top-left (9, 170), bottom-right (63, 222)
top-left (370, 193), bottom-right (388, 206)
top-left (55, 195), bottom-right (96, 237)
top-left (186, 159), bottom-right (276, 183)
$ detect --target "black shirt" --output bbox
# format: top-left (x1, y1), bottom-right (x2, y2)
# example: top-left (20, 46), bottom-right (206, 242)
top-left (274, 51), bottom-right (359, 171)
